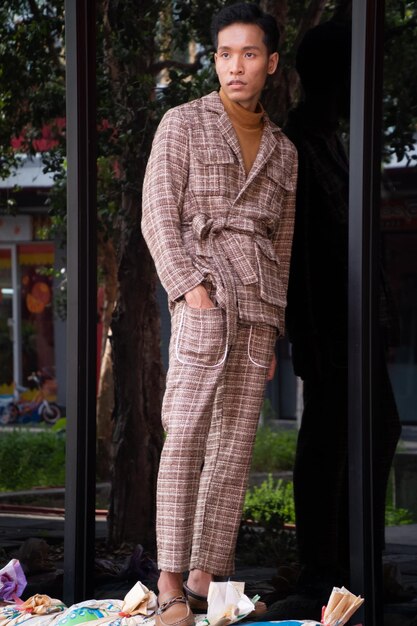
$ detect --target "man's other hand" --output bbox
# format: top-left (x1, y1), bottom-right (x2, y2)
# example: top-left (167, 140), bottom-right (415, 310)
top-left (267, 353), bottom-right (277, 381)
top-left (185, 284), bottom-right (215, 309)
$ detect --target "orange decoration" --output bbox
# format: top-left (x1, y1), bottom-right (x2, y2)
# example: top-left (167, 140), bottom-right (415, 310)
top-left (32, 281), bottom-right (51, 305)
top-left (26, 293), bottom-right (45, 314)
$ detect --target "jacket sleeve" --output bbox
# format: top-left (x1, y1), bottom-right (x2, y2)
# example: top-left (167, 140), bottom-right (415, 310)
top-left (141, 107), bottom-right (205, 302)
top-left (272, 149), bottom-right (298, 336)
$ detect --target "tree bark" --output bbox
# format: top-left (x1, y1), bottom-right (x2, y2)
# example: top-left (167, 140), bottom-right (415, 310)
top-left (108, 192), bottom-right (164, 548)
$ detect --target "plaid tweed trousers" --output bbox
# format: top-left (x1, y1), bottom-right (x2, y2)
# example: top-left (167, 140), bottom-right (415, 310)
top-left (157, 299), bottom-right (276, 575)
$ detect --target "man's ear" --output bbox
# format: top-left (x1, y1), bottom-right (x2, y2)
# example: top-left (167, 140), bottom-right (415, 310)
top-left (214, 52), bottom-right (218, 64)
top-left (268, 52), bottom-right (279, 75)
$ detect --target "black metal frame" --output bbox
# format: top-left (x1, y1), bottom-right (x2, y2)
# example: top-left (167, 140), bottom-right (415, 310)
top-left (349, 1), bottom-right (385, 624)
top-left (63, 0), bottom-right (97, 605)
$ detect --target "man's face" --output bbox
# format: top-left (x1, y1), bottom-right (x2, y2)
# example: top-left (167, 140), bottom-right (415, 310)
top-left (214, 22), bottom-right (279, 112)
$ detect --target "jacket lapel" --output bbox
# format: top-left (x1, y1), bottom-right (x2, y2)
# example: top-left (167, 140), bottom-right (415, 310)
top-left (234, 120), bottom-right (281, 202)
top-left (217, 111), bottom-right (246, 171)
top-left (202, 91), bottom-right (283, 201)
top-left (246, 121), bottom-right (280, 185)
top-left (203, 92), bottom-right (246, 172)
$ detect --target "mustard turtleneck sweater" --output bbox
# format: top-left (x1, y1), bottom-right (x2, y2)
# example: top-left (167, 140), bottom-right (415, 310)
top-left (219, 88), bottom-right (264, 176)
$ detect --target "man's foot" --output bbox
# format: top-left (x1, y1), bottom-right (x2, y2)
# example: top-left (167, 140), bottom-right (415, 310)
top-left (156, 589), bottom-right (195, 626)
top-left (186, 569), bottom-right (213, 599)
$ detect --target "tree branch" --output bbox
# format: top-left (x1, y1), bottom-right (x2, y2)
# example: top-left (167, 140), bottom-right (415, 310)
top-left (291, 0), bottom-right (330, 55)
top-left (260, 0), bottom-right (288, 46)
top-left (385, 19), bottom-right (417, 43)
top-left (150, 50), bottom-right (206, 75)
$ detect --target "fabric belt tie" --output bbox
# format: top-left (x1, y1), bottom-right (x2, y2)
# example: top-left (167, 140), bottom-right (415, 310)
top-left (191, 214), bottom-right (268, 240)
top-left (188, 213), bottom-right (269, 346)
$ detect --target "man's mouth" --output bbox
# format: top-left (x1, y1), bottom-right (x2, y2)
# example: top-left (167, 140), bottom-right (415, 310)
top-left (227, 80), bottom-right (246, 86)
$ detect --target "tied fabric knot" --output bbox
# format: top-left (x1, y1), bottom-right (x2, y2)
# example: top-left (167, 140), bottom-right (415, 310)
top-left (191, 213), bottom-right (266, 241)
top-left (17, 594), bottom-right (65, 616)
top-left (192, 214), bottom-right (226, 240)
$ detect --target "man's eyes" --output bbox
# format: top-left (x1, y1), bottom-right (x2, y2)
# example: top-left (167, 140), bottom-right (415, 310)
top-left (219, 52), bottom-right (256, 59)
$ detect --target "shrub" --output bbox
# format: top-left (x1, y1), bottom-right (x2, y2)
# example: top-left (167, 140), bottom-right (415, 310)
top-left (385, 504), bottom-right (413, 526)
top-left (243, 475), bottom-right (295, 527)
top-left (251, 426), bottom-right (297, 472)
top-left (0, 428), bottom-right (66, 491)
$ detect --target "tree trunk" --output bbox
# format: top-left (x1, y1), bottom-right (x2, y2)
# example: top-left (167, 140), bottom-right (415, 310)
top-left (102, 0), bottom-right (164, 549)
top-left (108, 191), bottom-right (164, 548)
top-left (96, 335), bottom-right (115, 481)
top-left (96, 236), bottom-right (118, 480)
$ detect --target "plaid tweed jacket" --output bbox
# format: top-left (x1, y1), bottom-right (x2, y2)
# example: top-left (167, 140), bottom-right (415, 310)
top-left (142, 91), bottom-right (297, 335)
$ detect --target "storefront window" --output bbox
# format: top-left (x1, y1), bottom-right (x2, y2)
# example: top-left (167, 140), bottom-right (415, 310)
top-left (19, 243), bottom-right (56, 386)
top-left (0, 242), bottom-right (58, 425)
top-left (0, 247), bottom-right (13, 390)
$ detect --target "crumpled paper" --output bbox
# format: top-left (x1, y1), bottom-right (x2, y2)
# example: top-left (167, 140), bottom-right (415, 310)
top-left (118, 581), bottom-right (158, 618)
top-left (205, 581), bottom-right (255, 626)
top-left (322, 586), bottom-right (364, 626)
top-left (0, 560), bottom-right (27, 603)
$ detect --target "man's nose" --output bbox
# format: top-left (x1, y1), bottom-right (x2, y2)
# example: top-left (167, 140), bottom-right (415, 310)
top-left (230, 57), bottom-right (243, 74)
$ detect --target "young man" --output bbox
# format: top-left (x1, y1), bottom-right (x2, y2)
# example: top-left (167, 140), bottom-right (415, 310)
top-left (142, 4), bottom-right (297, 626)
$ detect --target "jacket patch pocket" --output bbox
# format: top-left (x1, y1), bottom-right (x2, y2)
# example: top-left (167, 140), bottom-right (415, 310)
top-left (191, 148), bottom-right (238, 196)
top-left (255, 242), bottom-right (286, 307)
top-left (175, 302), bottom-right (227, 367)
top-left (253, 162), bottom-right (295, 217)
top-left (248, 324), bottom-right (277, 369)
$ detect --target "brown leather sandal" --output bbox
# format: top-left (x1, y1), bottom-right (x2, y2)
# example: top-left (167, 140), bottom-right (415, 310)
top-left (156, 589), bottom-right (195, 626)
top-left (183, 583), bottom-right (208, 613)
top-left (183, 583), bottom-right (268, 618)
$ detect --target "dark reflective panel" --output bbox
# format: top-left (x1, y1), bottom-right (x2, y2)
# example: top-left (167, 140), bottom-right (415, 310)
top-left (285, 20), bottom-right (353, 599)
top-left (381, 5), bottom-right (417, 617)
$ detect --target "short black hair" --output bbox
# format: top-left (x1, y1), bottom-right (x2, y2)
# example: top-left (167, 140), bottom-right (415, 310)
top-left (211, 2), bottom-right (280, 55)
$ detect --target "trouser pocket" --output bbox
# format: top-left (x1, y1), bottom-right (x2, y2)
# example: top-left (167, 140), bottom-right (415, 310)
top-left (247, 324), bottom-right (277, 368)
top-left (175, 302), bottom-right (227, 367)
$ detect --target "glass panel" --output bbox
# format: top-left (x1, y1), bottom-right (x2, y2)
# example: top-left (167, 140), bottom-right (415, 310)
top-left (382, 2), bottom-right (417, 615)
top-left (382, 232), bottom-right (417, 425)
